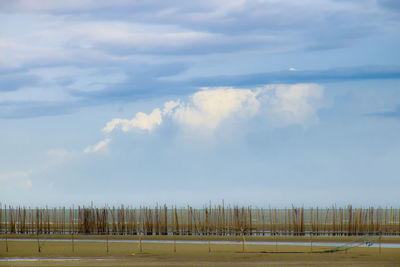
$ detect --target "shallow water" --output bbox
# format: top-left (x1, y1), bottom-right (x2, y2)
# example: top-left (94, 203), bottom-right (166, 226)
top-left (5, 238), bottom-right (400, 248)
top-left (0, 258), bottom-right (118, 262)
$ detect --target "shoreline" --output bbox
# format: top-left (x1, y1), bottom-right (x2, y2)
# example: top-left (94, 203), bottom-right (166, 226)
top-left (3, 233), bottom-right (400, 243)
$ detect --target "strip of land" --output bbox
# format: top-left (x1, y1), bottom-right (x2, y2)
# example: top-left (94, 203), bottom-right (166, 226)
top-left (1, 236), bottom-right (400, 266)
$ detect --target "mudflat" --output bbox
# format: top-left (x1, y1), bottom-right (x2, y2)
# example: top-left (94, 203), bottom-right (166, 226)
top-left (1, 237), bottom-right (400, 266)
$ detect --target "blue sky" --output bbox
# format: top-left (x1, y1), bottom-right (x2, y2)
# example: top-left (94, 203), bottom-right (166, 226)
top-left (1, 0), bottom-right (399, 207)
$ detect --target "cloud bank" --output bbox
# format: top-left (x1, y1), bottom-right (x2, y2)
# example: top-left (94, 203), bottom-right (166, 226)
top-left (85, 83), bottom-right (323, 152)
top-left (0, 0), bottom-right (398, 119)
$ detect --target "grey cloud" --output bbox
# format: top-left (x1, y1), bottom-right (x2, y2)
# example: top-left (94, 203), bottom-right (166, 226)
top-left (377, 0), bottom-right (400, 20)
top-left (46, 65), bottom-right (400, 107)
top-left (55, 77), bottom-right (75, 86)
top-left (0, 101), bottom-right (75, 119)
top-left (68, 62), bottom-right (193, 101)
top-left (368, 105), bottom-right (400, 119)
top-left (92, 35), bottom-right (277, 56)
top-left (0, 73), bottom-right (41, 92)
top-left (69, 76), bottom-right (192, 102)
top-left (3, 1), bottom-right (396, 55)
top-left (378, 0), bottom-right (400, 10)
top-left (189, 65), bottom-right (400, 87)
top-left (2, 64), bottom-right (399, 120)
top-left (123, 62), bottom-right (190, 78)
top-left (3, 1), bottom-right (379, 33)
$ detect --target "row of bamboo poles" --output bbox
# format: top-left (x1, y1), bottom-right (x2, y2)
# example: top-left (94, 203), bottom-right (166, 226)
top-left (0, 204), bottom-right (399, 236)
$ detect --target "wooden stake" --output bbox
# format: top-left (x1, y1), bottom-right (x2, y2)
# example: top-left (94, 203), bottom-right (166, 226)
top-left (379, 235), bottom-right (381, 255)
top-left (72, 206), bottom-right (75, 253)
top-left (173, 235), bottom-right (176, 253)
top-left (5, 232), bottom-right (8, 252)
top-left (72, 232), bottom-right (74, 252)
top-left (106, 234), bottom-right (109, 254)
top-left (208, 232), bottom-right (211, 253)
top-left (5, 205), bottom-right (8, 252)
top-left (37, 233), bottom-right (40, 253)
top-left (242, 235), bottom-right (246, 253)
top-left (139, 236), bottom-right (142, 253)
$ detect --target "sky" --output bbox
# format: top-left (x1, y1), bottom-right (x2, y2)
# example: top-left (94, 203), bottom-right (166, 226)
top-left (1, 0), bottom-right (400, 208)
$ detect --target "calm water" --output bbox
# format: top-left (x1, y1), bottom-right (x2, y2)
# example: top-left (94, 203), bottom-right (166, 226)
top-left (5, 238), bottom-right (400, 248)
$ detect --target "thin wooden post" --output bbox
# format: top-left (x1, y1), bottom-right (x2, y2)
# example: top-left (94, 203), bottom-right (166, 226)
top-left (106, 234), bottom-right (109, 254)
top-left (72, 232), bottom-right (74, 252)
top-left (379, 234), bottom-right (382, 255)
top-left (139, 235), bottom-right (142, 253)
top-left (5, 205), bottom-right (8, 252)
top-left (72, 206), bottom-right (75, 253)
top-left (241, 228), bottom-right (246, 253)
top-left (5, 232), bottom-right (8, 253)
top-left (208, 232), bottom-right (211, 253)
top-left (173, 235), bottom-right (176, 253)
top-left (37, 233), bottom-right (40, 253)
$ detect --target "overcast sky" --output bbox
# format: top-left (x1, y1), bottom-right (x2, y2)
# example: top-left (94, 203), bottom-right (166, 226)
top-left (1, 0), bottom-right (400, 207)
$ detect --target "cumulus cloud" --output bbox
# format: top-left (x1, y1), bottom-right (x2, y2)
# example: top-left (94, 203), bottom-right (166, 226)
top-left (103, 84), bottom-right (323, 134)
top-left (86, 84), bottom-right (323, 153)
top-left (173, 87), bottom-right (260, 129)
top-left (103, 108), bottom-right (163, 133)
top-left (262, 84), bottom-right (323, 126)
top-left (84, 138), bottom-right (111, 153)
top-left (163, 100), bottom-right (180, 115)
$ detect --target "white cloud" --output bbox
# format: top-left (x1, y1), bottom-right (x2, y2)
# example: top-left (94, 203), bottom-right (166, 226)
top-left (262, 84), bottom-right (323, 126)
top-left (103, 118), bottom-right (129, 133)
top-left (163, 100), bottom-right (180, 115)
top-left (131, 109), bottom-right (163, 131)
top-left (93, 84), bottom-right (323, 149)
top-left (173, 87), bottom-right (260, 129)
top-left (103, 108), bottom-right (162, 133)
top-left (84, 138), bottom-right (111, 153)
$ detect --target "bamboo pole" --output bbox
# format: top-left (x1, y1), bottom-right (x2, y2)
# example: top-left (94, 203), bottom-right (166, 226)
top-left (0, 204), bottom-right (399, 237)
top-left (242, 235), bottom-right (245, 253)
top-left (72, 232), bottom-right (74, 253)
top-left (379, 234), bottom-right (382, 255)
top-left (37, 232), bottom-right (40, 253)
top-left (208, 232), bottom-right (211, 253)
top-left (241, 228), bottom-right (246, 253)
top-left (5, 232), bottom-right (8, 253)
top-left (4, 205), bottom-right (8, 252)
top-left (106, 234), bottom-right (109, 254)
